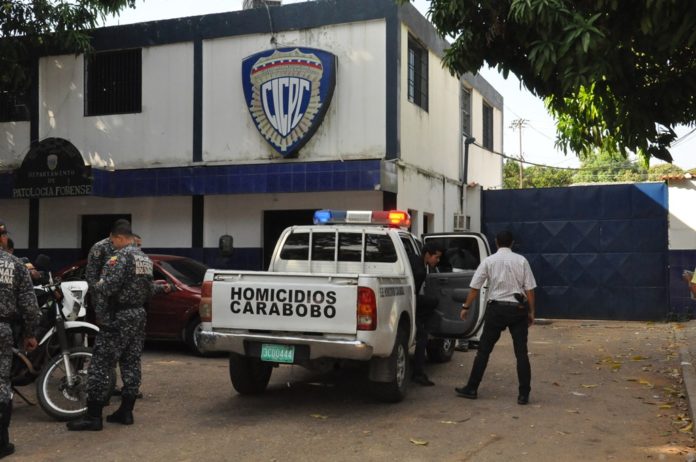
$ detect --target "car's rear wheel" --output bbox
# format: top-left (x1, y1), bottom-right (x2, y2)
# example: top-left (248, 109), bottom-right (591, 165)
top-left (184, 316), bottom-right (206, 356)
top-left (228, 353), bottom-right (273, 395)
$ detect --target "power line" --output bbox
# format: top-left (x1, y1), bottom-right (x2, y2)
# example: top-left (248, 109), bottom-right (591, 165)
top-left (471, 140), bottom-right (652, 173)
top-left (672, 127), bottom-right (696, 147)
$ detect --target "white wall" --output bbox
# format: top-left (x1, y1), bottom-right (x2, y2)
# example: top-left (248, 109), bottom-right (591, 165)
top-left (38, 196), bottom-right (192, 248)
top-left (37, 43), bottom-right (194, 169)
top-left (203, 20), bottom-right (386, 163)
top-left (205, 191), bottom-right (382, 247)
top-left (0, 121), bottom-right (30, 168)
top-left (399, 25), bottom-right (460, 179)
top-left (668, 179), bottom-right (696, 250)
top-left (395, 165), bottom-right (460, 234)
top-left (0, 199), bottom-right (31, 248)
top-left (467, 90), bottom-right (503, 189)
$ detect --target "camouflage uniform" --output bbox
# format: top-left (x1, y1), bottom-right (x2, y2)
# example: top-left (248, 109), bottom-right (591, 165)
top-left (86, 244), bottom-right (153, 403)
top-left (85, 237), bottom-right (115, 324)
top-left (0, 250), bottom-right (40, 404)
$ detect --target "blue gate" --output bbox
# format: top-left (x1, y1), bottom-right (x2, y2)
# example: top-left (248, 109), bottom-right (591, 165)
top-left (482, 183), bottom-right (669, 320)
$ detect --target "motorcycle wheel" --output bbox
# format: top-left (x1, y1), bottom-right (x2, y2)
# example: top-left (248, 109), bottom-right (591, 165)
top-left (36, 346), bottom-right (115, 421)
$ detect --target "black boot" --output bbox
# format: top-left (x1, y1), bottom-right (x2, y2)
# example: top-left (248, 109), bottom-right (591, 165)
top-left (106, 396), bottom-right (135, 425)
top-left (66, 400), bottom-right (103, 431)
top-left (0, 401), bottom-right (15, 459)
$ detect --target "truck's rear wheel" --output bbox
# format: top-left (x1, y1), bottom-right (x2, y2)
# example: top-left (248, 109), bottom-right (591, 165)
top-left (371, 325), bottom-right (409, 403)
top-left (228, 353), bottom-right (272, 395)
top-left (426, 337), bottom-right (455, 363)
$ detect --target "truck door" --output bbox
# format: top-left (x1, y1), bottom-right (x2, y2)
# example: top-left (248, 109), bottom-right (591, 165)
top-left (422, 233), bottom-right (491, 339)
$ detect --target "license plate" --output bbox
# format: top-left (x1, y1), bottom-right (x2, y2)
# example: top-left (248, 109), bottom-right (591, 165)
top-left (260, 343), bottom-right (295, 363)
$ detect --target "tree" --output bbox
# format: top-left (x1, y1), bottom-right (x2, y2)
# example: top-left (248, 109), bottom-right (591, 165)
top-left (571, 151), bottom-right (645, 184)
top-left (0, 1), bottom-right (136, 92)
top-left (502, 159), bottom-right (573, 189)
top-left (420, 0), bottom-right (696, 163)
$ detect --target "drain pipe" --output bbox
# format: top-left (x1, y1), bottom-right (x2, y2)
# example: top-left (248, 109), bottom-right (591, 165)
top-left (461, 136), bottom-right (476, 225)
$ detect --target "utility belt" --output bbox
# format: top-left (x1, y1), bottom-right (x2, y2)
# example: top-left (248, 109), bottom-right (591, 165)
top-left (489, 300), bottom-right (519, 306)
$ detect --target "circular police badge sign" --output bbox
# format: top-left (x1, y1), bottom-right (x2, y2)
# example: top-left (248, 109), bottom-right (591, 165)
top-left (242, 47), bottom-right (337, 158)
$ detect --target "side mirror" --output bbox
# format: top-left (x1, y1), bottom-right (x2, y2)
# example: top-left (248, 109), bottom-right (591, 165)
top-left (219, 234), bottom-right (234, 258)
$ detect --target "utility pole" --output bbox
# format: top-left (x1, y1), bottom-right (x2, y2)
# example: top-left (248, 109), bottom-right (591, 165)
top-left (510, 118), bottom-right (528, 188)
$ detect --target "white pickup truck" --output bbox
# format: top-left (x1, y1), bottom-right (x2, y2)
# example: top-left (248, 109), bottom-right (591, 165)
top-left (197, 210), bottom-right (490, 402)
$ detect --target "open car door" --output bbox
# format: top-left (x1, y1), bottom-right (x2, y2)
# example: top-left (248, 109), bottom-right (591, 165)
top-left (422, 233), bottom-right (491, 340)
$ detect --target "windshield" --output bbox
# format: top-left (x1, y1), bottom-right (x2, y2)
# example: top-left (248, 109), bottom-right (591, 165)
top-left (157, 258), bottom-right (208, 287)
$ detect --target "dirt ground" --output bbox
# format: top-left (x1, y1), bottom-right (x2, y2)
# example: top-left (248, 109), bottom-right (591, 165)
top-left (7, 320), bottom-right (696, 461)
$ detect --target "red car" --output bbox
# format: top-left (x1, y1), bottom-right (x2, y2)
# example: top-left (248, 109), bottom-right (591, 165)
top-left (56, 254), bottom-right (209, 355)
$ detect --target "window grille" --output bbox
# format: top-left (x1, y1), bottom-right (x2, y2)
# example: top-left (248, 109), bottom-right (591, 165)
top-left (0, 90), bottom-right (29, 123)
top-left (482, 102), bottom-right (494, 150)
top-left (407, 37), bottom-right (428, 111)
top-left (85, 49), bottom-right (142, 116)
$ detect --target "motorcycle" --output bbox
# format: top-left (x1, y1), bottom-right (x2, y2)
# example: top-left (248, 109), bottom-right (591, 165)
top-left (11, 279), bottom-right (104, 421)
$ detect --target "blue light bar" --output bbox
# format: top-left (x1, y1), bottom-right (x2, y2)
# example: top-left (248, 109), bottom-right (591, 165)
top-left (313, 209), bottom-right (332, 224)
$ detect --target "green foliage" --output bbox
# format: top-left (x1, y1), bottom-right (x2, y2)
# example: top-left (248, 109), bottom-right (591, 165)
top-left (414, 0), bottom-right (696, 163)
top-left (504, 154), bottom-right (686, 189)
top-left (0, 0), bottom-right (136, 91)
top-left (503, 159), bottom-right (573, 189)
top-left (572, 150), bottom-right (645, 183)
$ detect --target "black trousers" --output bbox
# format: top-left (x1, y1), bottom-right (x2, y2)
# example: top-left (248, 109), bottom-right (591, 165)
top-left (465, 301), bottom-right (531, 396)
top-left (413, 294), bottom-right (438, 375)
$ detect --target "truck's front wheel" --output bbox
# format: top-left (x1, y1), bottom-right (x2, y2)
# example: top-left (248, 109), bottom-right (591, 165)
top-left (228, 353), bottom-right (273, 395)
top-left (371, 325), bottom-right (410, 403)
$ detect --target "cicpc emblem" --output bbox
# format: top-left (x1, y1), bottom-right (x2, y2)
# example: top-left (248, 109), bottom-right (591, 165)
top-left (242, 47), bottom-right (337, 158)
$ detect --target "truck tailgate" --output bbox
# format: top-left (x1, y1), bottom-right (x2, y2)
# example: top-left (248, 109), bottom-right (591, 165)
top-left (211, 272), bottom-right (358, 335)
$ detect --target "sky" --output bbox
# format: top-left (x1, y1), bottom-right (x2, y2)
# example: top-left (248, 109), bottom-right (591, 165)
top-left (103, 0), bottom-right (695, 171)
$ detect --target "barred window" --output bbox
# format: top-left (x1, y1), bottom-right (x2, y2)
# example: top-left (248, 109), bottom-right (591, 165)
top-left (461, 87), bottom-right (471, 137)
top-left (0, 90), bottom-right (30, 123)
top-left (85, 49), bottom-right (142, 116)
top-left (482, 102), bottom-right (494, 150)
top-left (407, 37), bottom-right (428, 111)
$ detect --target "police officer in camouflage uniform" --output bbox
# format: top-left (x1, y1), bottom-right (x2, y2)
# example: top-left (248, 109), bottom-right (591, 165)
top-left (0, 221), bottom-right (39, 457)
top-left (67, 221), bottom-right (153, 431)
top-left (85, 219), bottom-right (130, 326)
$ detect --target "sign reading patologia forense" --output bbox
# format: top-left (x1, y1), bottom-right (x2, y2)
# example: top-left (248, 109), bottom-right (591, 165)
top-left (242, 47), bottom-right (337, 158)
top-left (12, 137), bottom-right (92, 198)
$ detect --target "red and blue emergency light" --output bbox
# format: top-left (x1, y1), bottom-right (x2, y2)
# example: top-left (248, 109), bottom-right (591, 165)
top-left (313, 209), bottom-right (411, 228)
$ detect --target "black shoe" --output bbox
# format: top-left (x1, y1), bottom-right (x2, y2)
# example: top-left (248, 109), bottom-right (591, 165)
top-left (0, 443), bottom-right (14, 459)
top-left (455, 387), bottom-right (477, 399)
top-left (106, 396), bottom-right (136, 425)
top-left (106, 409), bottom-right (133, 425)
top-left (454, 341), bottom-right (469, 352)
top-left (412, 373), bottom-right (435, 386)
top-left (66, 415), bottom-right (103, 431)
top-left (517, 395), bottom-right (529, 405)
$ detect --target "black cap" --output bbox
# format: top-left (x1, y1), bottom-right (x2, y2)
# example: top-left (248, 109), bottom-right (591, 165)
top-left (110, 219), bottom-right (132, 236)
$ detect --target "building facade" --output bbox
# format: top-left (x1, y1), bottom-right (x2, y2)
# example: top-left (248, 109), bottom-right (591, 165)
top-left (0, 0), bottom-right (503, 270)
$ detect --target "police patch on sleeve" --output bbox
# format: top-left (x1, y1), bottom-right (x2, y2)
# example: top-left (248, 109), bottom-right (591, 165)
top-left (108, 256), bottom-right (118, 266)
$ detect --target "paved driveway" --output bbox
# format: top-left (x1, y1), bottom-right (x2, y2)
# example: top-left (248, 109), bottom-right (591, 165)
top-left (9, 320), bottom-right (696, 461)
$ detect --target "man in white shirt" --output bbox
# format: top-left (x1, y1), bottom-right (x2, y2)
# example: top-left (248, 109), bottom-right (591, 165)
top-left (455, 230), bottom-right (536, 405)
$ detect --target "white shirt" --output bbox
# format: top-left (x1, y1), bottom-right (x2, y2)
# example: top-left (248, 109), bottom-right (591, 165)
top-left (470, 247), bottom-right (536, 303)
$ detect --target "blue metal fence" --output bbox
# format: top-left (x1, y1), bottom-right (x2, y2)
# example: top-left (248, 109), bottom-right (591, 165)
top-left (482, 183), bottom-right (669, 320)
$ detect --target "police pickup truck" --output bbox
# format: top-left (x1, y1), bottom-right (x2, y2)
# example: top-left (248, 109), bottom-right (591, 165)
top-left (197, 210), bottom-right (490, 402)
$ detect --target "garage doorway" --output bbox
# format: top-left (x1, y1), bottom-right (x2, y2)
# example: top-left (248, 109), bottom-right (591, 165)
top-left (263, 210), bottom-right (315, 269)
top-left (81, 214), bottom-right (131, 259)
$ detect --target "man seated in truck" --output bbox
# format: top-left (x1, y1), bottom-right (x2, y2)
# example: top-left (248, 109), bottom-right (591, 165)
top-left (409, 243), bottom-right (443, 386)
